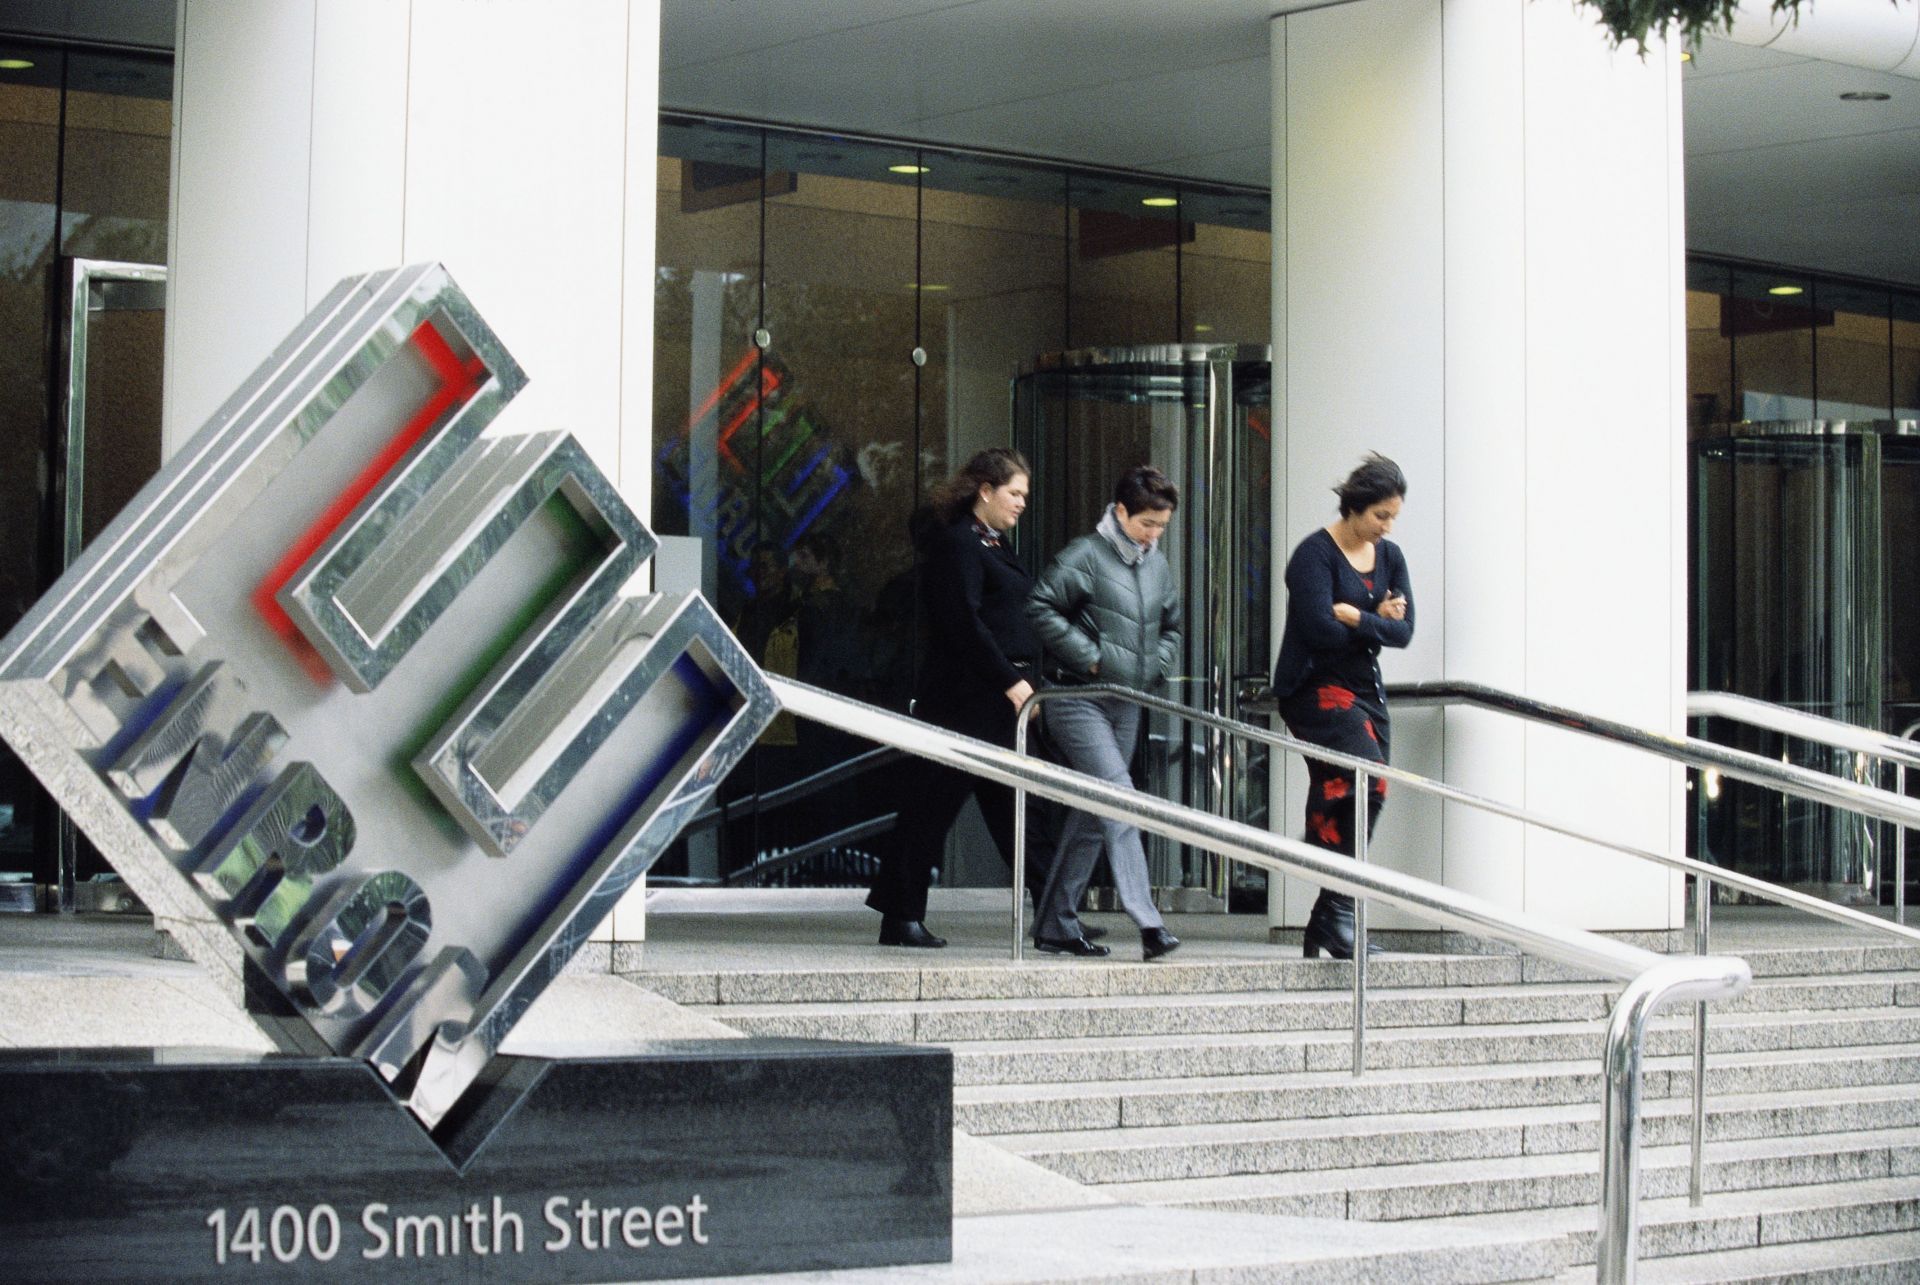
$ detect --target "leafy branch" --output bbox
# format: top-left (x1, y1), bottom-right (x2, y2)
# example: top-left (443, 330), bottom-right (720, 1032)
top-left (1577, 0), bottom-right (1801, 52)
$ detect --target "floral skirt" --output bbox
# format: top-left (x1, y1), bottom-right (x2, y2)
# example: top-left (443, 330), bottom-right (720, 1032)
top-left (1278, 679), bottom-right (1390, 861)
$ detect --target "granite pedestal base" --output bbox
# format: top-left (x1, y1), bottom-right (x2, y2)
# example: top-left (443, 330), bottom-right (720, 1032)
top-left (0, 1039), bottom-right (951, 1283)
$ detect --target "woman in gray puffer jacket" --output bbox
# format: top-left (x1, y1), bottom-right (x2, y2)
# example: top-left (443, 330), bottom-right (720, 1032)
top-left (1026, 466), bottom-right (1184, 962)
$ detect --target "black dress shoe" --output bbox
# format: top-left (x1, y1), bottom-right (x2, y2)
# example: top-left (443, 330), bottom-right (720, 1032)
top-left (1141, 927), bottom-right (1181, 961)
top-left (1033, 935), bottom-right (1111, 957)
top-left (879, 917), bottom-right (946, 948)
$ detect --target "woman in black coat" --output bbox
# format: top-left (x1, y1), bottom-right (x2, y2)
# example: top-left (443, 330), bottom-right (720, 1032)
top-left (1271, 454), bottom-right (1414, 959)
top-left (866, 447), bottom-right (1045, 947)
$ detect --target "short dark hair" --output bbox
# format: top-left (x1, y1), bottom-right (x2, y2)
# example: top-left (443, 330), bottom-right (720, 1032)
top-left (1114, 465), bottom-right (1178, 514)
top-left (1334, 453), bottom-right (1407, 517)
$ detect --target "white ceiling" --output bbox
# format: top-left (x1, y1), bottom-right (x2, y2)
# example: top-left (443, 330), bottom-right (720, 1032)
top-left (3, 0), bottom-right (1910, 286)
top-left (662, 0), bottom-right (1920, 288)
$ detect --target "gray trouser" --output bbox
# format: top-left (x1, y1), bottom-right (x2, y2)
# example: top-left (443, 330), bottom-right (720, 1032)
top-left (1034, 694), bottom-right (1164, 941)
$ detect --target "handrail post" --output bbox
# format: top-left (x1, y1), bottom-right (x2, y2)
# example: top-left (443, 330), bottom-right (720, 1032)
top-left (1352, 765), bottom-right (1369, 1077)
top-left (1690, 873), bottom-right (1711, 1206)
top-left (1013, 697), bottom-right (1038, 961)
top-left (1898, 762), bottom-right (1908, 927)
top-left (1598, 958), bottom-right (1752, 1285)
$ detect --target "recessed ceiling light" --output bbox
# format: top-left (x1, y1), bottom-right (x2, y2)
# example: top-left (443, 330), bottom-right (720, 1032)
top-left (1768, 285), bottom-right (1805, 296)
top-left (1840, 91), bottom-right (1891, 102)
top-left (888, 164), bottom-right (929, 175)
top-left (1193, 324), bottom-right (1214, 333)
top-left (0, 58), bottom-right (33, 70)
top-left (907, 283), bottom-right (950, 292)
top-left (1141, 196), bottom-right (1179, 208)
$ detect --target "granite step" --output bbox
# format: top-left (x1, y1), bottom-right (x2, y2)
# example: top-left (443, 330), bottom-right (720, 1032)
top-left (1439, 1174), bottom-right (1920, 1265)
top-left (1094, 1125), bottom-right (1920, 1221)
top-left (934, 1005), bottom-right (1920, 1087)
top-left (1595, 1227), bottom-right (1920, 1283)
top-left (954, 1044), bottom-right (1920, 1135)
top-left (629, 944), bottom-right (1920, 1009)
top-left (994, 1083), bottom-right (1920, 1185)
top-left (1298, 1007), bottom-right (1920, 1073)
top-left (636, 954), bottom-right (1525, 1005)
top-left (699, 973), bottom-right (1920, 1044)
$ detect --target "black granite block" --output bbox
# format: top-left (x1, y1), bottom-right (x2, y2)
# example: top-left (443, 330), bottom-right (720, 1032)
top-left (0, 1040), bottom-right (951, 1283)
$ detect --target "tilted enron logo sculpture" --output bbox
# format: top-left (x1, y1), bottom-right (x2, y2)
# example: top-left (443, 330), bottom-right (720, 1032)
top-left (0, 264), bottom-right (777, 1139)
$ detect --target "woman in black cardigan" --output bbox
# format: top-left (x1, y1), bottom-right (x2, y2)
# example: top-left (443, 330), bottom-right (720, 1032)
top-left (866, 447), bottom-right (1046, 947)
top-left (1272, 454), bottom-right (1414, 959)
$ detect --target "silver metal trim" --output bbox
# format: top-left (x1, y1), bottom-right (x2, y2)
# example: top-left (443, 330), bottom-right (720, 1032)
top-left (1688, 691), bottom-right (1920, 773)
top-left (56, 258), bottom-right (167, 915)
top-left (1390, 681), bottom-right (1920, 833)
top-left (1017, 343), bottom-right (1271, 376)
top-left (1696, 419), bottom-right (1920, 439)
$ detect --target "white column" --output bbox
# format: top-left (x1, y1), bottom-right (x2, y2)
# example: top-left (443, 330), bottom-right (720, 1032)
top-left (1269, 0), bottom-right (1688, 933)
top-left (167, 0), bottom-right (664, 947)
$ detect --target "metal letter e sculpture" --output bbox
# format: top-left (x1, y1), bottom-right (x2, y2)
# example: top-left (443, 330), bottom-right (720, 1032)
top-left (0, 264), bottom-right (778, 1142)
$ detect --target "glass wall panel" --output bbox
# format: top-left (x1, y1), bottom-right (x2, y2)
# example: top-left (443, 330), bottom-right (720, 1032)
top-left (0, 45), bottom-right (173, 906)
top-left (756, 132), bottom-right (920, 886)
top-left (59, 52), bottom-right (171, 261)
top-left (1813, 280), bottom-right (1892, 421)
top-left (653, 118), bottom-right (773, 884)
top-left (1685, 259), bottom-right (1733, 429)
top-left (1180, 189), bottom-right (1270, 345)
top-left (1729, 266), bottom-right (1815, 421)
top-left (0, 50), bottom-right (60, 901)
top-left (1068, 174), bottom-right (1179, 348)
top-left (1894, 295), bottom-right (1920, 420)
top-left (647, 114), bottom-right (1277, 896)
top-left (918, 152), bottom-right (1066, 505)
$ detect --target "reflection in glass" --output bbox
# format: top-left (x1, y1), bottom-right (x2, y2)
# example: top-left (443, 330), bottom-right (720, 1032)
top-left (649, 115), bottom-right (1273, 901)
top-left (0, 44), bottom-right (172, 905)
top-left (1068, 175), bottom-right (1180, 349)
top-left (1729, 267), bottom-right (1815, 422)
top-left (1814, 280), bottom-right (1892, 422)
top-left (1181, 190), bottom-right (1271, 345)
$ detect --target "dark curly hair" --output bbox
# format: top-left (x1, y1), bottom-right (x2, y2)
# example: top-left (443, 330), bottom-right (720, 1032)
top-left (1334, 453), bottom-right (1407, 517)
top-left (929, 446), bottom-right (1031, 523)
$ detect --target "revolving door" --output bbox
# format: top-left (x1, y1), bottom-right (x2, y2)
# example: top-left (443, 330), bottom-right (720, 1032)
top-left (1013, 345), bottom-right (1272, 906)
top-left (1692, 421), bottom-right (1920, 903)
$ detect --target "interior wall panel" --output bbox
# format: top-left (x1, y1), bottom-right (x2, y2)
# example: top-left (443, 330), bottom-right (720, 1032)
top-left (164, 0), bottom-right (316, 455)
top-left (306, 0), bottom-right (408, 303)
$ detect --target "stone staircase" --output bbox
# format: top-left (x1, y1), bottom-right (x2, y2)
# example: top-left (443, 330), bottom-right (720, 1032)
top-left (646, 939), bottom-right (1920, 1282)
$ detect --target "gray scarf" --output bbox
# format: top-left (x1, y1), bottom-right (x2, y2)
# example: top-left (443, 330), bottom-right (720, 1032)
top-left (1096, 504), bottom-right (1148, 566)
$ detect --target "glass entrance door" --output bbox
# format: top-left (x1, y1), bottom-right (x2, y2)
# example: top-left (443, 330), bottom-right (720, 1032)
top-left (1013, 345), bottom-right (1272, 907)
top-left (1692, 421), bottom-right (1908, 902)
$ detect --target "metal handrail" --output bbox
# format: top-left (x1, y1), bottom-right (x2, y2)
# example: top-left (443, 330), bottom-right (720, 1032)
top-left (770, 676), bottom-right (1748, 1284)
top-left (1024, 680), bottom-right (1920, 1218)
top-left (1687, 691), bottom-right (1920, 773)
top-left (1687, 691), bottom-right (1920, 926)
top-left (680, 745), bottom-right (901, 835)
top-left (1017, 684), bottom-right (1920, 956)
top-left (1386, 680), bottom-right (1920, 833)
top-left (1383, 677), bottom-right (1920, 1206)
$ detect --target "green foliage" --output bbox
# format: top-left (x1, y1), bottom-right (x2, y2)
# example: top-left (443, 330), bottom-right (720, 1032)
top-left (1577, 0), bottom-right (1800, 52)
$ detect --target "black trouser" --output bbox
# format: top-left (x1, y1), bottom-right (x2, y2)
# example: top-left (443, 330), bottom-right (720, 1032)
top-left (866, 686), bottom-right (1052, 921)
top-left (1279, 680), bottom-right (1390, 868)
